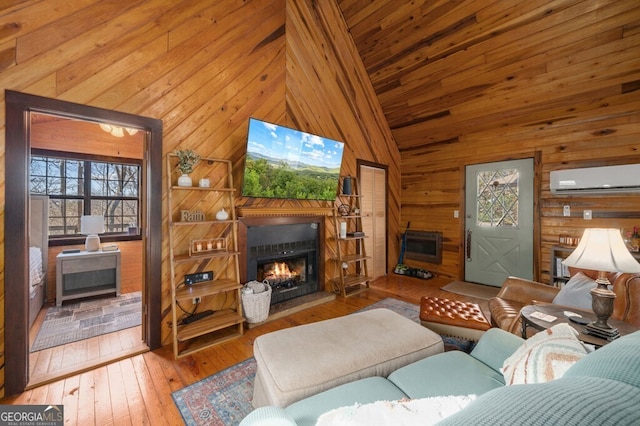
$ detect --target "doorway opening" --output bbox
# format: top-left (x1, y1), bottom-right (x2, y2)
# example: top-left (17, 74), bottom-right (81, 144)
top-left (4, 91), bottom-right (162, 395)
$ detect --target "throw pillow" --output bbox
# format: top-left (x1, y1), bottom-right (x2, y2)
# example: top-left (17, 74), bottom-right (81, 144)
top-left (501, 323), bottom-right (588, 385)
top-left (315, 395), bottom-right (476, 426)
top-left (552, 272), bottom-right (596, 311)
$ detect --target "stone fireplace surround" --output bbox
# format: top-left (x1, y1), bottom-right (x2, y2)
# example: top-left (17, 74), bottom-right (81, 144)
top-left (238, 209), bottom-right (330, 307)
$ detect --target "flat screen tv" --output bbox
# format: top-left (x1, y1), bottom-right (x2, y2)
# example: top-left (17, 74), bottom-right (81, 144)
top-left (241, 117), bottom-right (345, 201)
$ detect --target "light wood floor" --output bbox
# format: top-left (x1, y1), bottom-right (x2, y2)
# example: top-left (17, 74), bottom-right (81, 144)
top-left (27, 294), bottom-right (148, 390)
top-left (5, 274), bottom-right (489, 425)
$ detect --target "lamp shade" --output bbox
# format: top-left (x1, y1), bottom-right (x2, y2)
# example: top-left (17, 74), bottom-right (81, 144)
top-left (80, 215), bottom-right (105, 235)
top-left (562, 228), bottom-right (640, 273)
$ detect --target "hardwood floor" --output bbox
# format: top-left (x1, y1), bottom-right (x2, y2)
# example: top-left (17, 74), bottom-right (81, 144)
top-left (4, 275), bottom-right (490, 425)
top-left (27, 293), bottom-right (147, 389)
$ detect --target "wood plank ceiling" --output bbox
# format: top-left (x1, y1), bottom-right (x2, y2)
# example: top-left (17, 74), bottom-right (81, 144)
top-left (337, 0), bottom-right (640, 283)
top-left (337, 0), bottom-right (640, 151)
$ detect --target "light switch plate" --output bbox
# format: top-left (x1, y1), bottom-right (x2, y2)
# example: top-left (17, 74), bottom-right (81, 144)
top-left (583, 210), bottom-right (592, 220)
top-left (563, 205), bottom-right (570, 217)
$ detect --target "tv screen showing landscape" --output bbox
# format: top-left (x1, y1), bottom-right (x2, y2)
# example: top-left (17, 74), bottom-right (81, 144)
top-left (241, 118), bottom-right (345, 201)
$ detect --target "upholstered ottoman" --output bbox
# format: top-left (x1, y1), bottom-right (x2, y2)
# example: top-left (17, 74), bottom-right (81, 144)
top-left (252, 308), bottom-right (443, 408)
top-left (420, 297), bottom-right (491, 341)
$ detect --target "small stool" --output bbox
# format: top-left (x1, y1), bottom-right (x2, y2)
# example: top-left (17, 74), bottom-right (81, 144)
top-left (420, 296), bottom-right (491, 341)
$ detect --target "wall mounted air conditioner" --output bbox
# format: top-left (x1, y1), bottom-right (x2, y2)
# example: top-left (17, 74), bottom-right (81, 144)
top-left (550, 164), bottom-right (640, 194)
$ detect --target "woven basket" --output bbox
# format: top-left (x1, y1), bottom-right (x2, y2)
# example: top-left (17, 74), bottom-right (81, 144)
top-left (242, 281), bottom-right (272, 323)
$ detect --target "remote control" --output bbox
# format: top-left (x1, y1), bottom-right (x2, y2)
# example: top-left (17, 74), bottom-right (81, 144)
top-left (569, 316), bottom-right (591, 326)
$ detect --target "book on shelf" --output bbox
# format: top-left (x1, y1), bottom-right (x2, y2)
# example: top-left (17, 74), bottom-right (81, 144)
top-left (555, 257), bottom-right (569, 278)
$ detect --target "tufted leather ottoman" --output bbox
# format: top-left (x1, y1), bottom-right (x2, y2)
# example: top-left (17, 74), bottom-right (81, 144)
top-left (420, 296), bottom-right (491, 341)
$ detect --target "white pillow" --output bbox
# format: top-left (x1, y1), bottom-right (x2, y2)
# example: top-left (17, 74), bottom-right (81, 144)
top-left (315, 395), bottom-right (476, 426)
top-left (552, 272), bottom-right (596, 311)
top-left (502, 323), bottom-right (588, 385)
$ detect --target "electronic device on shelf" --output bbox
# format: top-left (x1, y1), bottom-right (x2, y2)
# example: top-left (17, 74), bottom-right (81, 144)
top-left (181, 310), bottom-right (214, 325)
top-left (346, 231), bottom-right (364, 237)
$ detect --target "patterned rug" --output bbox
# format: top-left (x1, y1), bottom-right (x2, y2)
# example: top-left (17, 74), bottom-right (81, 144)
top-left (31, 291), bottom-right (141, 352)
top-left (171, 297), bottom-right (475, 426)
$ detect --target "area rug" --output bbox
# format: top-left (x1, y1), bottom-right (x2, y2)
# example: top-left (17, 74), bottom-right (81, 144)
top-left (30, 291), bottom-right (141, 352)
top-left (172, 297), bottom-right (474, 426)
top-left (441, 280), bottom-right (500, 300)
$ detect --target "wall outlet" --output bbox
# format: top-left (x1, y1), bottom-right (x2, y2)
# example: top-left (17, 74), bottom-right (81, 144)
top-left (192, 296), bottom-right (201, 304)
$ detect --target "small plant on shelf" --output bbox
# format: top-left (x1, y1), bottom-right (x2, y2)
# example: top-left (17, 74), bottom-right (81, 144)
top-left (175, 149), bottom-right (200, 174)
top-left (175, 149), bottom-right (200, 186)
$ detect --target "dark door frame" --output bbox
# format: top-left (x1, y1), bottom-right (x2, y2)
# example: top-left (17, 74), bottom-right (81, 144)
top-left (4, 90), bottom-right (163, 396)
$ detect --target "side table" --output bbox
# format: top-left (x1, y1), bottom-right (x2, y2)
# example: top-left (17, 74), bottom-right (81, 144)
top-left (56, 249), bottom-right (121, 306)
top-left (520, 304), bottom-right (637, 347)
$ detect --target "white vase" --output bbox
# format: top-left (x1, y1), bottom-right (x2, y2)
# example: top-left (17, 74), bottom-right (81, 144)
top-left (216, 208), bottom-right (229, 220)
top-left (177, 174), bottom-right (192, 187)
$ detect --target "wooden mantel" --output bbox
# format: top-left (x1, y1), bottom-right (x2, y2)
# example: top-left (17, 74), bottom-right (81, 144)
top-left (237, 206), bottom-right (334, 217)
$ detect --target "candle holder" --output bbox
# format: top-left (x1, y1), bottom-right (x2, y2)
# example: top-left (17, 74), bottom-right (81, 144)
top-left (189, 238), bottom-right (226, 256)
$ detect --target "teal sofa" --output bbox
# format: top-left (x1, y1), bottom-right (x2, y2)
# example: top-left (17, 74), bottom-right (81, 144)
top-left (240, 328), bottom-right (640, 426)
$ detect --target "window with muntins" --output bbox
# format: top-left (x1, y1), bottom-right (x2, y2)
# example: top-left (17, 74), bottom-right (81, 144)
top-left (30, 153), bottom-right (141, 239)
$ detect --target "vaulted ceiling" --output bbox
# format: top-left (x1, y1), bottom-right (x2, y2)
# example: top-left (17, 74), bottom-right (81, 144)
top-left (337, 0), bottom-right (639, 153)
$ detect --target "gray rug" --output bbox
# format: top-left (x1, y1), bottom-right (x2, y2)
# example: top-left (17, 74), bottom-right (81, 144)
top-left (31, 291), bottom-right (141, 352)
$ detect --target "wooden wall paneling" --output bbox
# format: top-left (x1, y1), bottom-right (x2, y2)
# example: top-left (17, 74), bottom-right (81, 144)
top-left (115, 4), bottom-right (285, 117)
top-left (30, 119), bottom-right (145, 159)
top-left (381, 1), bottom-right (640, 284)
top-left (0, 1), bottom-right (97, 51)
top-left (285, 0), bottom-right (401, 279)
top-left (16, 1), bottom-right (147, 64)
top-left (55, 2), bottom-right (217, 97)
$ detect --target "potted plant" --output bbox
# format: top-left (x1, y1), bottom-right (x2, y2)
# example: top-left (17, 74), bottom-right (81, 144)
top-left (175, 149), bottom-right (200, 186)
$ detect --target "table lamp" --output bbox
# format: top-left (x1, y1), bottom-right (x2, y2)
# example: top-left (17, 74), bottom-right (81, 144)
top-left (562, 228), bottom-right (640, 340)
top-left (81, 215), bottom-right (105, 252)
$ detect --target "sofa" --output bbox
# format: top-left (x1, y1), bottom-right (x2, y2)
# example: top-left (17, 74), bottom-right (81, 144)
top-left (240, 327), bottom-right (640, 426)
top-left (489, 269), bottom-right (640, 334)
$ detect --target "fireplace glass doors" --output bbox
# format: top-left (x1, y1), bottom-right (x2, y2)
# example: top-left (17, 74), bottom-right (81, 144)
top-left (246, 222), bottom-right (320, 305)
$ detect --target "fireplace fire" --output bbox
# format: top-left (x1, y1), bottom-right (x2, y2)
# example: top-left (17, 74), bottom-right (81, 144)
top-left (259, 259), bottom-right (305, 290)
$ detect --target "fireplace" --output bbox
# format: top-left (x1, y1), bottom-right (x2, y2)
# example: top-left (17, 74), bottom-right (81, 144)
top-left (240, 216), bottom-right (324, 305)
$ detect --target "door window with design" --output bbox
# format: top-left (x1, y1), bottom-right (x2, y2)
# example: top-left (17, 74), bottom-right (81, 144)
top-left (476, 169), bottom-right (519, 227)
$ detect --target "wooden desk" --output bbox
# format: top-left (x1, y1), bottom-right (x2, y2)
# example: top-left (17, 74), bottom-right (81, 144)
top-left (520, 304), bottom-right (637, 347)
top-left (56, 249), bottom-right (121, 306)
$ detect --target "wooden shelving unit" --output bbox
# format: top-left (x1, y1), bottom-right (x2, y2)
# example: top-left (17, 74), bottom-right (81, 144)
top-left (330, 176), bottom-right (371, 297)
top-left (166, 154), bottom-right (244, 358)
